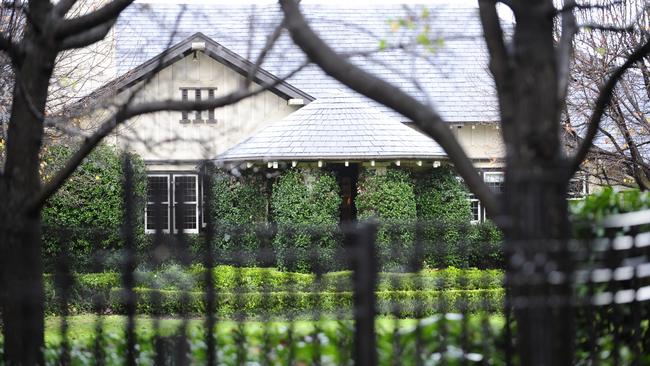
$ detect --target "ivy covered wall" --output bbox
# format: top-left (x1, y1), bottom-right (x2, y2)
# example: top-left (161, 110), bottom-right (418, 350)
top-left (210, 170), bottom-right (270, 264)
top-left (356, 168), bottom-right (417, 269)
top-left (271, 169), bottom-right (341, 271)
top-left (41, 144), bottom-right (147, 270)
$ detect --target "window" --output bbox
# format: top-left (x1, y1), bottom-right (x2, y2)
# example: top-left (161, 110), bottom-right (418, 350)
top-left (465, 171), bottom-right (504, 223)
top-left (178, 87), bottom-right (217, 124)
top-left (483, 171), bottom-right (504, 193)
top-left (145, 173), bottom-right (199, 234)
top-left (180, 89), bottom-right (189, 123)
top-left (194, 89), bottom-right (203, 122)
top-left (469, 192), bottom-right (481, 223)
top-left (145, 175), bottom-right (170, 233)
top-left (568, 175), bottom-right (587, 200)
top-left (207, 89), bottom-right (216, 123)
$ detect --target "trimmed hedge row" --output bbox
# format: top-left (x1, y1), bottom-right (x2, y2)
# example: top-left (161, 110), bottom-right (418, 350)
top-left (106, 287), bottom-right (504, 318)
top-left (44, 266), bottom-right (503, 315)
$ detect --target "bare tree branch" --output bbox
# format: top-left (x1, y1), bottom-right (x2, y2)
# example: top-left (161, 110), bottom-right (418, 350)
top-left (279, 0), bottom-right (500, 217)
top-left (52, 0), bottom-right (78, 17)
top-left (478, 0), bottom-right (516, 136)
top-left (29, 61), bottom-right (309, 212)
top-left (59, 18), bottom-right (115, 50)
top-left (569, 38), bottom-right (650, 175)
top-left (246, 18), bottom-right (285, 88)
top-left (55, 0), bottom-right (133, 39)
top-left (557, 0), bottom-right (577, 104)
top-left (0, 32), bottom-right (23, 65)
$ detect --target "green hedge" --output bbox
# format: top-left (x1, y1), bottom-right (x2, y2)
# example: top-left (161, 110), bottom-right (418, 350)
top-left (211, 169), bottom-right (269, 264)
top-left (41, 144), bottom-right (146, 271)
top-left (414, 166), bottom-right (472, 223)
top-left (356, 168), bottom-right (417, 269)
top-left (44, 266), bottom-right (503, 315)
top-left (106, 287), bottom-right (503, 318)
top-left (271, 169), bottom-right (341, 271)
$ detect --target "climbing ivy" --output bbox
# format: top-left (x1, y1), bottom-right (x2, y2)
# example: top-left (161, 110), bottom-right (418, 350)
top-left (271, 169), bottom-right (341, 272)
top-left (210, 169), bottom-right (269, 264)
top-left (41, 144), bottom-right (147, 271)
top-left (356, 168), bottom-right (417, 270)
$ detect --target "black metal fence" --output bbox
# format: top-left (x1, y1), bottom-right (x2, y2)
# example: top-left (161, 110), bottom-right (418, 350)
top-left (2, 157), bottom-right (650, 365)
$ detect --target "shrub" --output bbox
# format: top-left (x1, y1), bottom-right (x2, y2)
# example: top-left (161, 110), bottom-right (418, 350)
top-left (107, 287), bottom-right (503, 318)
top-left (570, 187), bottom-right (650, 237)
top-left (356, 168), bottom-right (417, 270)
top-left (271, 169), bottom-right (341, 272)
top-left (414, 166), bottom-right (472, 223)
top-left (41, 144), bottom-right (146, 271)
top-left (211, 169), bottom-right (269, 264)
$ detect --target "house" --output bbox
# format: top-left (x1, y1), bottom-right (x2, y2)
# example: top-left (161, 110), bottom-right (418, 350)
top-left (77, 2), bottom-right (557, 233)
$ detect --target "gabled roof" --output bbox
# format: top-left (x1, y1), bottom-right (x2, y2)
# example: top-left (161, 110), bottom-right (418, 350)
top-left (79, 32), bottom-right (313, 106)
top-left (216, 93), bottom-right (446, 163)
top-left (115, 2), bottom-right (499, 123)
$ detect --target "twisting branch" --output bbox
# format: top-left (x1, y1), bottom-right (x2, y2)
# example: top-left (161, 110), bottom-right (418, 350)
top-left (29, 61), bottom-right (309, 212)
top-left (569, 39), bottom-right (650, 175)
top-left (55, 0), bottom-right (133, 39)
top-left (53, 0), bottom-right (78, 17)
top-left (279, 0), bottom-right (500, 217)
top-left (477, 0), bottom-right (516, 136)
top-left (246, 19), bottom-right (285, 87)
top-left (0, 32), bottom-right (24, 65)
top-left (59, 18), bottom-right (116, 50)
top-left (557, 0), bottom-right (577, 104)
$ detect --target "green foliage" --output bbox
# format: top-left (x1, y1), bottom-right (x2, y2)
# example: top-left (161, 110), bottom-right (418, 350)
top-left (356, 168), bottom-right (417, 269)
top-left (106, 287), bottom-right (503, 318)
top-left (44, 266), bottom-right (504, 316)
top-left (41, 144), bottom-right (146, 271)
top-left (570, 187), bottom-right (650, 237)
top-left (211, 169), bottom-right (269, 263)
top-left (414, 167), bottom-right (473, 263)
top-left (414, 167), bottom-right (472, 223)
top-left (271, 169), bottom-right (341, 271)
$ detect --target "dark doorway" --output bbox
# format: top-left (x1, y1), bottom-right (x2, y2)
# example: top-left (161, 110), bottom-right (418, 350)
top-left (331, 163), bottom-right (359, 223)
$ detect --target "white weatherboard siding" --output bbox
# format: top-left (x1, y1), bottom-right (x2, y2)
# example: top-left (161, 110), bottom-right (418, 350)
top-left (115, 51), bottom-right (299, 162)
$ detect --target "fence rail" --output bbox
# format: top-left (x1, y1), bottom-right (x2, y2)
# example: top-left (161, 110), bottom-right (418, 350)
top-left (2, 157), bottom-right (650, 365)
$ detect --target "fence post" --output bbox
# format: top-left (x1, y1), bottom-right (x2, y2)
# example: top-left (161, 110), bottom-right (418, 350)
top-left (351, 222), bottom-right (378, 366)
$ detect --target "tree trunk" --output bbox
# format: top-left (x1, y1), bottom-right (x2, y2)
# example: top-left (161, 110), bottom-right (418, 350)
top-left (502, 2), bottom-right (574, 364)
top-left (0, 27), bottom-right (56, 365)
top-left (504, 168), bottom-right (573, 366)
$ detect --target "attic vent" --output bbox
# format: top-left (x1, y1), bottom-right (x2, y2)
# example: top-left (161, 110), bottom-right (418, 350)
top-left (179, 87), bottom-right (218, 124)
top-left (191, 42), bottom-right (206, 51)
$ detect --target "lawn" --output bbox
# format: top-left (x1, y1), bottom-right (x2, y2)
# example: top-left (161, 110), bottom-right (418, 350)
top-left (37, 314), bottom-right (506, 365)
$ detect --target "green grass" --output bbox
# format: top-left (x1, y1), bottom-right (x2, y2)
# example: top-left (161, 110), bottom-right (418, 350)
top-left (38, 314), bottom-right (507, 365)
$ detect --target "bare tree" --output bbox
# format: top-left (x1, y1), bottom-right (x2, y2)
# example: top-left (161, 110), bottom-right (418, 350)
top-left (277, 0), bottom-right (650, 364)
top-left (0, 1), bottom-right (298, 363)
top-left (564, 0), bottom-right (650, 189)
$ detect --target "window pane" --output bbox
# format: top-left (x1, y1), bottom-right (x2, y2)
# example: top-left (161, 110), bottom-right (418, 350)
top-left (484, 172), bottom-right (504, 193)
top-left (181, 89), bottom-right (188, 120)
top-left (470, 198), bottom-right (480, 222)
top-left (173, 175), bottom-right (198, 231)
top-left (174, 176), bottom-right (197, 203)
top-left (146, 203), bottom-right (169, 231)
top-left (147, 176), bottom-right (168, 203)
top-left (568, 177), bottom-right (586, 199)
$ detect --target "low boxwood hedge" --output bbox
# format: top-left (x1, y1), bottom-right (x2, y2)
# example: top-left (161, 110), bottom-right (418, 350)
top-left (106, 287), bottom-right (504, 318)
top-left (44, 266), bottom-right (503, 316)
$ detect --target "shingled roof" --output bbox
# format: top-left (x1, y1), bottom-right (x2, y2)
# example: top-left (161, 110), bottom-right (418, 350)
top-left (115, 1), bottom-right (498, 123)
top-left (216, 93), bottom-right (446, 163)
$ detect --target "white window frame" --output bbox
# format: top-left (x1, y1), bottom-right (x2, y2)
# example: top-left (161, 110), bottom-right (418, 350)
top-left (567, 175), bottom-right (588, 201)
top-left (145, 174), bottom-right (171, 234)
top-left (469, 193), bottom-right (482, 224)
top-left (172, 174), bottom-right (200, 234)
top-left (482, 171), bottom-right (504, 222)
